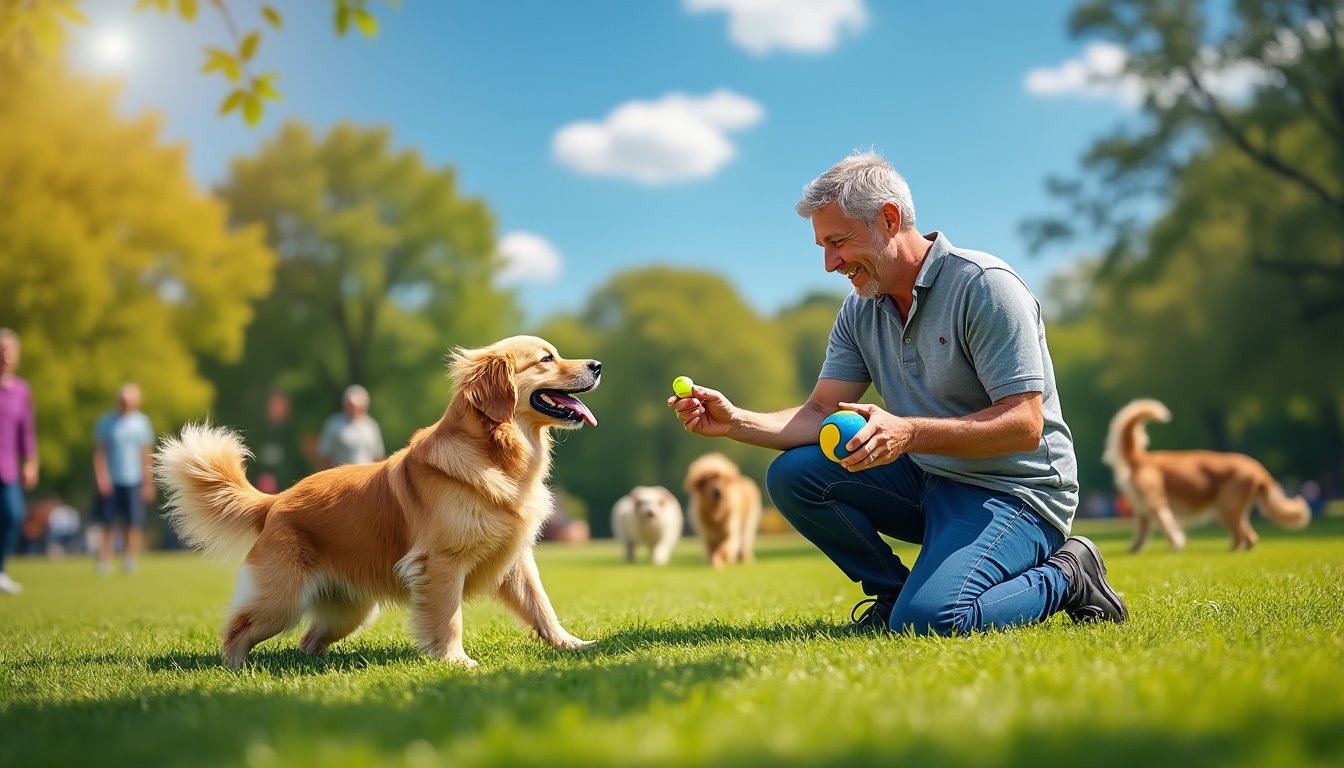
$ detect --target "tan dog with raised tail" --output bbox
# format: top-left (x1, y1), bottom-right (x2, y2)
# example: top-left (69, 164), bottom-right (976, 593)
top-left (155, 336), bottom-right (600, 669)
top-left (1103, 399), bottom-right (1309, 552)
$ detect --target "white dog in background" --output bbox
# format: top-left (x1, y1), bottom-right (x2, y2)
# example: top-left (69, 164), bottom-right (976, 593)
top-left (611, 485), bottom-right (684, 565)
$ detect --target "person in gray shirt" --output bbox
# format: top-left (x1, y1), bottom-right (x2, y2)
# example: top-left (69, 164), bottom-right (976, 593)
top-left (668, 151), bottom-right (1126, 635)
top-left (316, 385), bottom-right (386, 470)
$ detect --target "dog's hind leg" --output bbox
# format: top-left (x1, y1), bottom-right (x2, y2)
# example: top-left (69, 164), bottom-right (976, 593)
top-left (494, 549), bottom-right (590, 650)
top-left (1217, 482), bottom-right (1259, 551)
top-left (220, 561), bottom-right (306, 670)
top-left (1152, 505), bottom-right (1187, 551)
top-left (1128, 513), bottom-right (1153, 554)
top-left (1220, 505), bottom-right (1259, 551)
top-left (299, 594), bottom-right (378, 655)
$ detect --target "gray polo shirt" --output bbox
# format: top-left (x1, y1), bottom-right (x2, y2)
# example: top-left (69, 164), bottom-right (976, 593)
top-left (819, 232), bottom-right (1078, 533)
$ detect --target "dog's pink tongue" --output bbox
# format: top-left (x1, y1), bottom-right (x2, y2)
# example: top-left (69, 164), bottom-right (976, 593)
top-left (552, 392), bottom-right (597, 426)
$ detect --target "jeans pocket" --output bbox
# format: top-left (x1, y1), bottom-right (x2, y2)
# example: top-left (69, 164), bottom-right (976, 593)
top-left (920, 472), bottom-right (941, 502)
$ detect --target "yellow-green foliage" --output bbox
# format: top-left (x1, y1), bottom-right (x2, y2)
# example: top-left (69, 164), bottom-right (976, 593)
top-left (0, 59), bottom-right (276, 482)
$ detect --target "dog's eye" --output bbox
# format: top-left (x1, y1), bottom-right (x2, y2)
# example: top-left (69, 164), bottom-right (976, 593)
top-left (540, 354), bottom-right (554, 363)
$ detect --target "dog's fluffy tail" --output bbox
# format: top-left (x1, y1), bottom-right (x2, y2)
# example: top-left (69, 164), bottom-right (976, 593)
top-left (1102, 399), bottom-right (1171, 475)
top-left (1256, 475), bottom-right (1311, 531)
top-left (154, 423), bottom-right (275, 561)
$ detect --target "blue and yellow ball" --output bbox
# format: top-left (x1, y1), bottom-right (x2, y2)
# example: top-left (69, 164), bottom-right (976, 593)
top-left (819, 410), bottom-right (866, 463)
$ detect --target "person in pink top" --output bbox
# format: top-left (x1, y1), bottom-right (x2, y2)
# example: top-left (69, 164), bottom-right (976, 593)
top-left (0, 328), bottom-right (39, 595)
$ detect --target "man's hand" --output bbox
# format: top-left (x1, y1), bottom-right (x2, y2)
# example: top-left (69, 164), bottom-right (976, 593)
top-left (21, 458), bottom-right (37, 491)
top-left (667, 384), bottom-right (736, 438)
top-left (835, 401), bottom-right (916, 472)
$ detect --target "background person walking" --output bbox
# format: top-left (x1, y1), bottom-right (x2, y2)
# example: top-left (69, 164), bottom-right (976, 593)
top-left (93, 383), bottom-right (155, 575)
top-left (316, 384), bottom-right (386, 469)
top-left (0, 329), bottom-right (38, 594)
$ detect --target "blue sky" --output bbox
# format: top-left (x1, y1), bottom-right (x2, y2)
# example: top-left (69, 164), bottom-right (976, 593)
top-left (69, 0), bottom-right (1150, 326)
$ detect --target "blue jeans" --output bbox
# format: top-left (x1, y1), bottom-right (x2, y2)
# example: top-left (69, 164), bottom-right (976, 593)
top-left (0, 481), bottom-right (24, 573)
top-left (766, 446), bottom-right (1071, 635)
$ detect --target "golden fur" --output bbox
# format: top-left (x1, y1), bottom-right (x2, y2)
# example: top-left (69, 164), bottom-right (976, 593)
top-left (1103, 399), bottom-right (1309, 553)
top-left (683, 453), bottom-right (762, 568)
top-left (155, 335), bottom-right (601, 669)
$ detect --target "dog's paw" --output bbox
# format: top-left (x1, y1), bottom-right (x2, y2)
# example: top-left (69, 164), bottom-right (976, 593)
top-left (439, 652), bottom-right (479, 669)
top-left (298, 630), bottom-right (328, 656)
top-left (551, 633), bottom-right (594, 650)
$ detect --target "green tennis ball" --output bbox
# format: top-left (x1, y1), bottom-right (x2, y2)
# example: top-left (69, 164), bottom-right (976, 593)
top-left (672, 376), bottom-right (694, 399)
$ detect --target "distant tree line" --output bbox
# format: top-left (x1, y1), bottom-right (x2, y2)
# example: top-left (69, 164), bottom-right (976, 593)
top-left (2, 1), bottom-right (1340, 534)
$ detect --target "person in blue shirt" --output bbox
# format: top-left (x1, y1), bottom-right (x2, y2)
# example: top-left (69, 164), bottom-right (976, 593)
top-left (668, 151), bottom-right (1127, 635)
top-left (93, 383), bottom-right (155, 575)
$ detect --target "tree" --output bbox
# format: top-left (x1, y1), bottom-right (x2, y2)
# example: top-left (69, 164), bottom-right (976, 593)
top-left (774, 290), bottom-right (847, 401)
top-left (1039, 119), bottom-right (1344, 496)
top-left (0, 58), bottom-right (275, 491)
top-left (1092, 126), bottom-right (1344, 488)
top-left (0, 0), bottom-right (389, 124)
top-left (210, 121), bottom-right (514, 474)
top-left (537, 267), bottom-right (798, 537)
top-left (1028, 0), bottom-right (1344, 307)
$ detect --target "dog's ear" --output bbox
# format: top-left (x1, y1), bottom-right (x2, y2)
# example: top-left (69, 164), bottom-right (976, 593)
top-left (452, 349), bottom-right (516, 423)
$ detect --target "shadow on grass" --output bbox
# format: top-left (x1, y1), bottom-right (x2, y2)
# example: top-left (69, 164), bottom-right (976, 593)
top-left (591, 617), bottom-right (846, 655)
top-left (5, 675), bottom-right (1340, 767)
top-left (1, 653), bottom-right (755, 766)
top-left (144, 644), bottom-right (427, 674)
top-left (134, 617), bottom-right (846, 674)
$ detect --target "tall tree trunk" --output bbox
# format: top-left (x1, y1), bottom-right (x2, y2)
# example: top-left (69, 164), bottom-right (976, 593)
top-left (1321, 396), bottom-right (1344, 499)
top-left (1202, 406), bottom-right (1232, 452)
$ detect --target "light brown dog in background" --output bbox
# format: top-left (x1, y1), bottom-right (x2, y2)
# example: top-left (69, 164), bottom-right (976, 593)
top-left (611, 485), bottom-right (684, 565)
top-left (1103, 398), bottom-right (1310, 552)
top-left (683, 452), bottom-right (762, 567)
top-left (155, 335), bottom-right (600, 669)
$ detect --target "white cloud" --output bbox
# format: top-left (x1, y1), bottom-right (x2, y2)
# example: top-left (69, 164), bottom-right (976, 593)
top-left (552, 90), bottom-right (764, 185)
top-left (684, 0), bottom-right (868, 55)
top-left (1024, 40), bottom-right (1283, 110)
top-left (1024, 42), bottom-right (1146, 107)
top-left (496, 232), bottom-right (562, 285)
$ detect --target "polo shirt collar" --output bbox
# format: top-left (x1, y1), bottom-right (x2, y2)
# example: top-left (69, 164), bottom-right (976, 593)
top-left (914, 231), bottom-right (951, 289)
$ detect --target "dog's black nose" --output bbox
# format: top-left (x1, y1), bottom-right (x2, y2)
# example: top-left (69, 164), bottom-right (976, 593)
top-left (588, 360), bottom-right (602, 376)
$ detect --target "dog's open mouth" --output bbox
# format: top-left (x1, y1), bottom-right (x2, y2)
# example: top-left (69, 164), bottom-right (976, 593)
top-left (531, 389), bottom-right (598, 427)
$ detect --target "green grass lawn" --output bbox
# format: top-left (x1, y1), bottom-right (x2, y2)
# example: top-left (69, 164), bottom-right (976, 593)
top-left (2, 514), bottom-right (1342, 768)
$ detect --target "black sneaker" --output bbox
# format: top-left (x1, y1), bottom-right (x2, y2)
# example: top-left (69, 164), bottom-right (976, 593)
top-left (1048, 536), bottom-right (1128, 623)
top-left (847, 594), bottom-right (898, 633)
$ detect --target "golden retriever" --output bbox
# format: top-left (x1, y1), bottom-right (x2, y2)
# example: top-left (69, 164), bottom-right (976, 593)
top-left (154, 335), bottom-right (600, 669)
top-left (1103, 398), bottom-right (1309, 552)
top-left (611, 485), bottom-right (684, 565)
top-left (683, 453), bottom-right (762, 567)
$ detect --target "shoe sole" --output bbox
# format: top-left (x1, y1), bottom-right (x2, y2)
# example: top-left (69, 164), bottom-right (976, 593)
top-left (1072, 536), bottom-right (1129, 622)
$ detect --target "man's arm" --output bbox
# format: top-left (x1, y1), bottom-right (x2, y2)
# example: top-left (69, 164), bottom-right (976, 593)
top-left (20, 390), bottom-right (37, 490)
top-left (670, 378), bottom-right (870, 451)
top-left (93, 441), bottom-right (112, 497)
top-left (140, 441), bottom-right (155, 503)
top-left (835, 391), bottom-right (1043, 471)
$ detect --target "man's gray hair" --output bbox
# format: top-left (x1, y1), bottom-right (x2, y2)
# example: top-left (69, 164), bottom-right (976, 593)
top-left (0, 328), bottom-right (18, 345)
top-left (343, 384), bottom-right (370, 407)
top-left (795, 151), bottom-right (916, 231)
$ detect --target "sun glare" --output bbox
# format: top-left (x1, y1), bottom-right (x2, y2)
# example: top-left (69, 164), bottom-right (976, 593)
top-left (94, 30), bottom-right (131, 67)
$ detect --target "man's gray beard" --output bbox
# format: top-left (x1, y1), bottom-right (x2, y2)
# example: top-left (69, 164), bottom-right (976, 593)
top-left (855, 274), bottom-right (881, 300)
